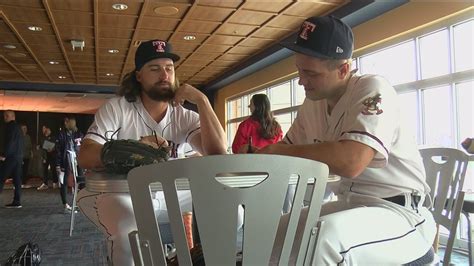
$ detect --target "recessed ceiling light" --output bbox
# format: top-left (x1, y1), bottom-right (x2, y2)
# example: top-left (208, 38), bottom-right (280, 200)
top-left (28, 26), bottom-right (42, 31)
top-left (183, 35), bottom-right (196, 41)
top-left (49, 61), bottom-right (59, 65)
top-left (112, 3), bottom-right (128, 10)
top-left (58, 75), bottom-right (67, 79)
top-left (106, 73), bottom-right (114, 76)
top-left (108, 49), bottom-right (119, 54)
top-left (3, 44), bottom-right (16, 49)
top-left (8, 52), bottom-right (27, 57)
top-left (154, 6), bottom-right (179, 16)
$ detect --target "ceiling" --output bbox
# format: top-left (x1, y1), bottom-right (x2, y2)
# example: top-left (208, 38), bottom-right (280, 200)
top-left (0, 0), bottom-right (405, 114)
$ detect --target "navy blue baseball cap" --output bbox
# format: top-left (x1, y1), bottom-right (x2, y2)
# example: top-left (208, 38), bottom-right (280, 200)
top-left (135, 39), bottom-right (180, 70)
top-left (281, 16), bottom-right (353, 60)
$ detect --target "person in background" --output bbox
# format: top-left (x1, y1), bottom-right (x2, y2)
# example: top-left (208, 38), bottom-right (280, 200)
top-left (77, 39), bottom-right (227, 265)
top-left (232, 94), bottom-right (283, 153)
top-left (258, 16), bottom-right (436, 264)
top-left (37, 125), bottom-right (58, 190)
top-left (56, 115), bottom-right (84, 213)
top-left (0, 110), bottom-right (24, 208)
top-left (20, 124), bottom-right (33, 188)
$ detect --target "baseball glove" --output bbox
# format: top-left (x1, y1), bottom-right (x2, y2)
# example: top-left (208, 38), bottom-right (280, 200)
top-left (101, 139), bottom-right (170, 174)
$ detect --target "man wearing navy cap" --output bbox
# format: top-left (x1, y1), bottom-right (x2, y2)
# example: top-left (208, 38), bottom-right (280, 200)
top-left (78, 40), bottom-right (227, 265)
top-left (259, 16), bottom-right (437, 264)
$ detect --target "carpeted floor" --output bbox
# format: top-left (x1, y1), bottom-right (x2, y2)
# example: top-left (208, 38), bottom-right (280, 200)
top-left (0, 179), bottom-right (470, 265)
top-left (0, 183), bottom-right (107, 265)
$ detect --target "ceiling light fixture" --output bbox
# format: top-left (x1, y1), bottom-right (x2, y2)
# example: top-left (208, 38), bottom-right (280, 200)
top-left (183, 35), bottom-right (196, 41)
top-left (3, 44), bottom-right (16, 49)
top-left (49, 61), bottom-right (59, 65)
top-left (71, 39), bottom-right (85, 51)
top-left (58, 75), bottom-right (66, 79)
top-left (106, 73), bottom-right (114, 76)
top-left (108, 49), bottom-right (119, 54)
top-left (27, 26), bottom-right (42, 31)
top-left (154, 6), bottom-right (179, 16)
top-left (112, 3), bottom-right (128, 10)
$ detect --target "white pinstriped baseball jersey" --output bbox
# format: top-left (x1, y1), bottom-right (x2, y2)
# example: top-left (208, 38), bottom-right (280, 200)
top-left (284, 74), bottom-right (429, 198)
top-left (85, 96), bottom-right (201, 158)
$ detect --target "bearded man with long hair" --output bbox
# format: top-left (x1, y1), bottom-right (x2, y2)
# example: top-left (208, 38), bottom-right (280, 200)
top-left (77, 39), bottom-right (227, 265)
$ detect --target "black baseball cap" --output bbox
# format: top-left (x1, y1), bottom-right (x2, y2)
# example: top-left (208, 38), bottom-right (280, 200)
top-left (281, 16), bottom-right (353, 60)
top-left (135, 39), bottom-right (180, 71)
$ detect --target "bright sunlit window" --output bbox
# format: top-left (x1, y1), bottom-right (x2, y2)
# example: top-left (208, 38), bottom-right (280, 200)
top-left (359, 40), bottom-right (417, 85)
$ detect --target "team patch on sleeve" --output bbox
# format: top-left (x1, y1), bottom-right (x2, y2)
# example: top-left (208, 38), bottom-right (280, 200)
top-left (361, 93), bottom-right (383, 115)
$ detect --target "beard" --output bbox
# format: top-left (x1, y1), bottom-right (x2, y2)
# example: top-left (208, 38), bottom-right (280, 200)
top-left (143, 81), bottom-right (176, 101)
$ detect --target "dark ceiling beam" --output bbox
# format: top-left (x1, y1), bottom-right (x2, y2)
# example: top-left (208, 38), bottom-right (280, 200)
top-left (202, 0), bottom-right (409, 93)
top-left (0, 81), bottom-right (116, 94)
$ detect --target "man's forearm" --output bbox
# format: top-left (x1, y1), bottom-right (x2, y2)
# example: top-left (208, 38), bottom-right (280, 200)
top-left (78, 139), bottom-right (104, 170)
top-left (196, 98), bottom-right (227, 155)
top-left (258, 140), bottom-right (375, 178)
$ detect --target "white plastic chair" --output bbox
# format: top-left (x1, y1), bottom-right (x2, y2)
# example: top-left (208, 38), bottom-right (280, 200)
top-left (67, 150), bottom-right (83, 237)
top-left (127, 154), bottom-right (329, 265)
top-left (420, 147), bottom-right (469, 265)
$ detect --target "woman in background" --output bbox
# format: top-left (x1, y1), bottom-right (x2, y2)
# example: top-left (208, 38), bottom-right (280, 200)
top-left (232, 94), bottom-right (283, 153)
top-left (56, 115), bottom-right (84, 213)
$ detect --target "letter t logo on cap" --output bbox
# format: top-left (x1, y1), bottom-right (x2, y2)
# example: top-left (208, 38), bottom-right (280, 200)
top-left (152, 40), bottom-right (166, 52)
top-left (299, 21), bottom-right (316, 40)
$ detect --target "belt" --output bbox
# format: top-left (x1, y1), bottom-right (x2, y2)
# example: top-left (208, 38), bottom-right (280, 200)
top-left (383, 194), bottom-right (421, 208)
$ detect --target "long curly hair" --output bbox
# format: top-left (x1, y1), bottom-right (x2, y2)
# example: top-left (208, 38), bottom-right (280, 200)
top-left (117, 71), bottom-right (141, 102)
top-left (117, 71), bottom-right (180, 102)
top-left (250, 94), bottom-right (281, 139)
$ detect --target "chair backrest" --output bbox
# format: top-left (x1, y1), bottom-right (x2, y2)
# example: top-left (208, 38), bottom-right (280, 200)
top-left (419, 147), bottom-right (469, 264)
top-left (66, 150), bottom-right (78, 182)
top-left (127, 154), bottom-right (328, 266)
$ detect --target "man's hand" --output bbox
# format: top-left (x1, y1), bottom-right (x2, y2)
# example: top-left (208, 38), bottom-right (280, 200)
top-left (0, 156), bottom-right (5, 161)
top-left (172, 83), bottom-right (205, 106)
top-left (236, 144), bottom-right (259, 154)
top-left (139, 135), bottom-right (169, 149)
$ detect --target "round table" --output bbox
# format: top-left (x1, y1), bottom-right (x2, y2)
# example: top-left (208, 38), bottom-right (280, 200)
top-left (86, 171), bottom-right (341, 193)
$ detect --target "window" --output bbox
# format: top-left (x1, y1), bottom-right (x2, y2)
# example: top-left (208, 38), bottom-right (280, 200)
top-left (274, 113), bottom-right (292, 136)
top-left (228, 98), bottom-right (243, 120)
top-left (359, 41), bottom-right (416, 85)
top-left (269, 81), bottom-right (291, 110)
top-left (419, 29), bottom-right (450, 79)
top-left (453, 20), bottom-right (474, 72)
top-left (422, 85), bottom-right (454, 147)
top-left (456, 81), bottom-right (474, 143)
top-left (398, 91), bottom-right (420, 143)
top-left (293, 79), bottom-right (305, 105)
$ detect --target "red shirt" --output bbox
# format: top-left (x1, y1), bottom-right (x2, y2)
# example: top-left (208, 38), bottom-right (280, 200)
top-left (232, 117), bottom-right (283, 153)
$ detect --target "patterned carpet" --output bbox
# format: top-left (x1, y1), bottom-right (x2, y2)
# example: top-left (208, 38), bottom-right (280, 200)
top-left (0, 184), bottom-right (107, 265)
